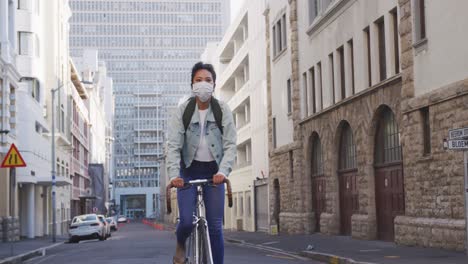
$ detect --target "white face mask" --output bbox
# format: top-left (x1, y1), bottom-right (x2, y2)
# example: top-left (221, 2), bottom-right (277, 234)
top-left (192, 81), bottom-right (214, 103)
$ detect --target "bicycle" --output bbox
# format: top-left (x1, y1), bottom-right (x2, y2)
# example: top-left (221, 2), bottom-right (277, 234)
top-left (166, 178), bottom-right (233, 264)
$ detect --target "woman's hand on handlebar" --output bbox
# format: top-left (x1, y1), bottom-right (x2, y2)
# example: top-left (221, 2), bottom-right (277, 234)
top-left (170, 177), bottom-right (184, 188)
top-left (213, 173), bottom-right (226, 185)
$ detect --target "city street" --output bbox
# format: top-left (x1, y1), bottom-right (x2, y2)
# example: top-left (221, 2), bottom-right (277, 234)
top-left (24, 222), bottom-right (320, 264)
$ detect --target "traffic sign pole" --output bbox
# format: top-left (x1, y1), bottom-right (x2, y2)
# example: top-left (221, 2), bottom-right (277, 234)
top-left (10, 168), bottom-right (15, 217)
top-left (51, 87), bottom-right (57, 243)
top-left (464, 151), bottom-right (468, 255)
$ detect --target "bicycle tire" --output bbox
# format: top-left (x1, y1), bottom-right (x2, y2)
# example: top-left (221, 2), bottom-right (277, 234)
top-left (198, 224), bottom-right (213, 264)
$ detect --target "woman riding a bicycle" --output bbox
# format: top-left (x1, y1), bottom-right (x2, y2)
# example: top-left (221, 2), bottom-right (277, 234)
top-left (166, 62), bottom-right (237, 264)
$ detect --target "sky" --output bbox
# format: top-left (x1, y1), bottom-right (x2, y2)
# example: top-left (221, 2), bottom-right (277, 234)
top-left (231, 0), bottom-right (246, 22)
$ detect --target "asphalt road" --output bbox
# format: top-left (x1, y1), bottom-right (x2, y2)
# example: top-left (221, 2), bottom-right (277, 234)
top-left (25, 222), bottom-right (321, 264)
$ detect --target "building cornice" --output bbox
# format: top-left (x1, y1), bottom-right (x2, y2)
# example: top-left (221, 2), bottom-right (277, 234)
top-left (306, 0), bottom-right (356, 37)
top-left (300, 74), bottom-right (402, 124)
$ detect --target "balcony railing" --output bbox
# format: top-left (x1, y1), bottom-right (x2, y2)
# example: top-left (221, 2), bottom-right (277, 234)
top-left (134, 149), bottom-right (164, 156)
top-left (134, 161), bottom-right (161, 168)
top-left (134, 126), bottom-right (163, 131)
top-left (134, 137), bottom-right (164, 144)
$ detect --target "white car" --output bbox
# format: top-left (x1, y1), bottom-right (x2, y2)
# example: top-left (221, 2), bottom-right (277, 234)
top-left (106, 217), bottom-right (118, 231)
top-left (117, 215), bottom-right (127, 223)
top-left (98, 215), bottom-right (111, 238)
top-left (69, 214), bottom-right (106, 243)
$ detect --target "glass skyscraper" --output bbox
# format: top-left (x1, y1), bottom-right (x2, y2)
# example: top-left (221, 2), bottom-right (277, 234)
top-left (69, 0), bottom-right (230, 218)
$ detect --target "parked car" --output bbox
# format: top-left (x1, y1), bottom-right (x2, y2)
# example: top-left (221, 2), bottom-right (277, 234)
top-left (117, 215), bottom-right (127, 223)
top-left (98, 215), bottom-right (111, 238)
top-left (106, 217), bottom-right (118, 231)
top-left (68, 214), bottom-right (106, 243)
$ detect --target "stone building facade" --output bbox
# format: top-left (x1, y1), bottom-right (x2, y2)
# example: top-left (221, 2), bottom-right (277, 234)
top-left (394, 0), bottom-right (468, 251)
top-left (266, 0), bottom-right (467, 251)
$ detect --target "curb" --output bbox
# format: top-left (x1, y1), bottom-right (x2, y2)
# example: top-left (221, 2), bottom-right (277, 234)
top-left (300, 251), bottom-right (377, 264)
top-left (0, 242), bottom-right (64, 264)
top-left (226, 238), bottom-right (376, 264)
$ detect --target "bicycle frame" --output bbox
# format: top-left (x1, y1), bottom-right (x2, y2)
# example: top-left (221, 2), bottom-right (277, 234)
top-left (187, 183), bottom-right (214, 264)
top-left (166, 178), bottom-right (233, 264)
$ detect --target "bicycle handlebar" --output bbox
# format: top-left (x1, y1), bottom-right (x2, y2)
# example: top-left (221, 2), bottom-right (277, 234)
top-left (166, 178), bottom-right (233, 214)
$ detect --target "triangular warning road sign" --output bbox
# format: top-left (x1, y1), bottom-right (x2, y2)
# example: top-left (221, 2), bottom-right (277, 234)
top-left (1, 144), bottom-right (26, 168)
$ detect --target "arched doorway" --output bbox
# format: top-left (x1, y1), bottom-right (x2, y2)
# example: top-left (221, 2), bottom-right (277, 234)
top-left (374, 107), bottom-right (405, 241)
top-left (311, 134), bottom-right (325, 232)
top-left (338, 122), bottom-right (358, 235)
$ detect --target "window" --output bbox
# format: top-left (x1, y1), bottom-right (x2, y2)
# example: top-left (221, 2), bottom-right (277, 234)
top-left (375, 108), bottom-right (402, 164)
top-left (391, 9), bottom-right (400, 74)
top-left (18, 0), bottom-right (32, 10)
top-left (414, 0), bottom-right (426, 42)
top-left (421, 107), bottom-right (431, 155)
top-left (281, 14), bottom-right (287, 50)
top-left (337, 46), bottom-right (345, 100)
top-left (376, 18), bottom-right (387, 81)
top-left (18, 32), bottom-right (35, 56)
top-left (272, 13), bottom-right (287, 58)
top-left (272, 117), bottom-right (277, 148)
top-left (348, 39), bottom-right (355, 95)
top-left (29, 78), bottom-right (40, 103)
top-left (309, 67), bottom-right (316, 114)
top-left (309, 0), bottom-right (320, 24)
top-left (328, 53), bottom-right (335, 104)
top-left (317, 62), bottom-right (323, 110)
top-left (303, 72), bottom-right (308, 116)
top-left (364, 27), bottom-right (372, 87)
top-left (312, 135), bottom-right (323, 177)
top-left (287, 79), bottom-right (292, 115)
top-left (60, 105), bottom-right (65, 133)
top-left (339, 123), bottom-right (357, 170)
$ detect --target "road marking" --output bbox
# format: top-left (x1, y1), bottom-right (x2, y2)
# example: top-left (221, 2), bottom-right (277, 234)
top-left (384, 255), bottom-right (401, 259)
top-left (231, 242), bottom-right (309, 261)
top-left (262, 241), bottom-right (280, 245)
top-left (24, 254), bottom-right (56, 264)
top-left (359, 249), bottom-right (382, 252)
top-left (266, 254), bottom-right (295, 260)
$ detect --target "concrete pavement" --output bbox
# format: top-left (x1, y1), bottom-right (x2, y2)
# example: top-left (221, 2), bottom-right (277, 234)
top-left (224, 231), bottom-right (468, 264)
top-left (0, 236), bottom-right (67, 264)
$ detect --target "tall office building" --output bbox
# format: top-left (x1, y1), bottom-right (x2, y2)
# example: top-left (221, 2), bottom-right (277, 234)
top-left (69, 0), bottom-right (230, 218)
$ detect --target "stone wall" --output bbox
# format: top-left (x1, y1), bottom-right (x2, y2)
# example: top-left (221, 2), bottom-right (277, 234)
top-left (301, 77), bottom-right (403, 239)
top-left (398, 78), bottom-right (468, 251)
top-left (395, 216), bottom-right (465, 251)
top-left (351, 214), bottom-right (376, 240)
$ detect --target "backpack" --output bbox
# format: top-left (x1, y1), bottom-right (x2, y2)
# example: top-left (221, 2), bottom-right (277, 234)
top-left (182, 97), bottom-right (223, 134)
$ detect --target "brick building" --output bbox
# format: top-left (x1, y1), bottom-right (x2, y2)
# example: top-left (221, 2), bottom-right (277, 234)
top-left (265, 0), bottom-right (467, 251)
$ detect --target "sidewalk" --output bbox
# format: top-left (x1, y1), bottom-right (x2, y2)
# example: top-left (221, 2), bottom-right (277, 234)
top-left (224, 231), bottom-right (468, 264)
top-left (0, 236), bottom-right (66, 264)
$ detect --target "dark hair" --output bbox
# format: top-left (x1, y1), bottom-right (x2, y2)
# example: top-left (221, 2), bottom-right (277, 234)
top-left (191, 62), bottom-right (216, 85)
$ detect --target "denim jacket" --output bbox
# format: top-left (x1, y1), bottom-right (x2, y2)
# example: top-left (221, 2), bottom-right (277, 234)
top-left (166, 98), bottom-right (237, 180)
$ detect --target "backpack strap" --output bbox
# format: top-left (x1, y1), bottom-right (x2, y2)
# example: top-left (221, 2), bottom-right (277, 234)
top-left (210, 98), bottom-right (224, 135)
top-left (182, 97), bottom-right (224, 134)
top-left (182, 97), bottom-right (197, 132)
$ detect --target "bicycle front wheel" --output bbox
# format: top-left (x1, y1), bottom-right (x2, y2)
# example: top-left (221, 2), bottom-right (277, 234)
top-left (198, 224), bottom-right (213, 264)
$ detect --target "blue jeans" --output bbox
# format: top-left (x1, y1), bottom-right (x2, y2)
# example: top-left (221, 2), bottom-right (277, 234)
top-left (177, 160), bottom-right (225, 264)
